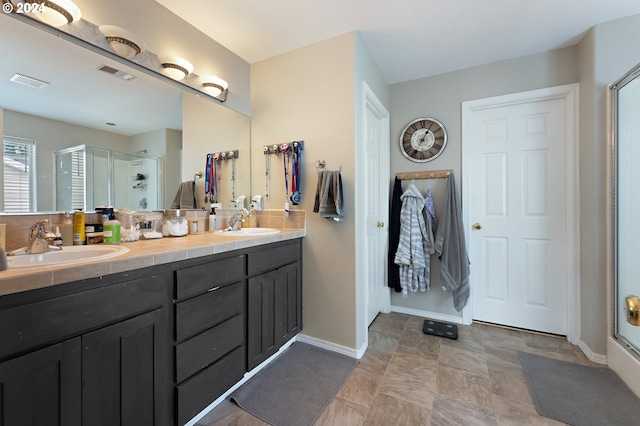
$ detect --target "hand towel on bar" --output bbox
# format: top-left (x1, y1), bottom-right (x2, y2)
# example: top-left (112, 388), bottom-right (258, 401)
top-left (171, 181), bottom-right (196, 209)
top-left (434, 174), bottom-right (470, 312)
top-left (313, 170), bottom-right (344, 221)
top-left (394, 183), bottom-right (430, 294)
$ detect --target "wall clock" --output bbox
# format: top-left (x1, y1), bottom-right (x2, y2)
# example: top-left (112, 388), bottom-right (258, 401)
top-left (399, 117), bottom-right (447, 162)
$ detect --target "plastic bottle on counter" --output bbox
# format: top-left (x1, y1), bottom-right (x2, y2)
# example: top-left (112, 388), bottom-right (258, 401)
top-left (103, 211), bottom-right (121, 245)
top-left (73, 211), bottom-right (85, 245)
top-left (53, 227), bottom-right (63, 247)
top-left (209, 208), bottom-right (217, 232)
top-left (60, 212), bottom-right (74, 246)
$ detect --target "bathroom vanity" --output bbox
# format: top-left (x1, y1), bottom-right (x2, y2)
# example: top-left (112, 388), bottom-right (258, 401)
top-left (0, 232), bottom-right (303, 425)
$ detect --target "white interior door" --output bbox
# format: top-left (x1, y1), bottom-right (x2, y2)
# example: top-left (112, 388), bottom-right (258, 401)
top-left (465, 87), bottom-right (577, 335)
top-left (363, 85), bottom-right (390, 326)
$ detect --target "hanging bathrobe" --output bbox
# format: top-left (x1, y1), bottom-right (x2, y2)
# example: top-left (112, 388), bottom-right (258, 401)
top-left (394, 184), bottom-right (431, 294)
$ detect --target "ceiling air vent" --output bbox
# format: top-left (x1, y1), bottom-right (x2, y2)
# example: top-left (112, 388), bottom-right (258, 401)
top-left (9, 73), bottom-right (49, 89)
top-left (97, 64), bottom-right (136, 81)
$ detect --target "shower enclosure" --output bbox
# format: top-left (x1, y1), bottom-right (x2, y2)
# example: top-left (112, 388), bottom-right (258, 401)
top-left (54, 144), bottom-right (163, 212)
top-left (611, 62), bottom-right (640, 356)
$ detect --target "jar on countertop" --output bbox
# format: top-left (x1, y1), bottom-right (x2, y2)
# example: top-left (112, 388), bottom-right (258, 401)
top-left (161, 209), bottom-right (188, 237)
top-left (138, 211), bottom-right (164, 239)
top-left (116, 210), bottom-right (140, 242)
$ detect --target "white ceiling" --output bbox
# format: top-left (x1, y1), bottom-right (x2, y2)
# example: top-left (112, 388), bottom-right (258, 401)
top-left (157, 0), bottom-right (640, 84)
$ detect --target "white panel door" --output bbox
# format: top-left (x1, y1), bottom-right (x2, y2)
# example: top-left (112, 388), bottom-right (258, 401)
top-left (363, 87), bottom-right (390, 326)
top-left (469, 97), bottom-right (568, 334)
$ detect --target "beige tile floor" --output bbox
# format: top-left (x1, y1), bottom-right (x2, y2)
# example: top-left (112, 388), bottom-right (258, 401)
top-left (197, 312), bottom-right (598, 425)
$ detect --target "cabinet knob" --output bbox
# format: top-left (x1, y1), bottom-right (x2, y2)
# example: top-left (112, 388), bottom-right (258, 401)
top-left (473, 223), bottom-right (482, 230)
top-left (377, 221), bottom-right (384, 228)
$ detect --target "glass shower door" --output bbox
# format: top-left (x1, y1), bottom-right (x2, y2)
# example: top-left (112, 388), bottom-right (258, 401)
top-left (613, 63), bottom-right (640, 354)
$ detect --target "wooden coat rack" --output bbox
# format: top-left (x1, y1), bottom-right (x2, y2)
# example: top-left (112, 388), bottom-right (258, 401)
top-left (396, 169), bottom-right (453, 180)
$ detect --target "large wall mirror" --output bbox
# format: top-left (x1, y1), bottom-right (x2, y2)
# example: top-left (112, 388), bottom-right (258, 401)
top-left (611, 62), bottom-right (640, 356)
top-left (0, 13), bottom-right (250, 214)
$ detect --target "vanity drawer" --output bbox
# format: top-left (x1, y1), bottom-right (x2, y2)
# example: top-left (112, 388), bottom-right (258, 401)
top-left (175, 254), bottom-right (244, 300)
top-left (247, 240), bottom-right (301, 276)
top-left (176, 314), bottom-right (244, 383)
top-left (176, 345), bottom-right (245, 426)
top-left (175, 280), bottom-right (244, 342)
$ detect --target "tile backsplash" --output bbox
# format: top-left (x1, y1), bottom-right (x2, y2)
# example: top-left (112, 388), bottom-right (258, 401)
top-left (0, 209), bottom-right (305, 251)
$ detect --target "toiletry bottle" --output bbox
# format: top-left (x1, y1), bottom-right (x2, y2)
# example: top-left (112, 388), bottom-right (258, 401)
top-left (73, 211), bottom-right (86, 245)
top-left (61, 212), bottom-right (74, 246)
top-left (208, 208), bottom-right (217, 232)
top-left (103, 212), bottom-right (121, 245)
top-left (53, 227), bottom-right (63, 247)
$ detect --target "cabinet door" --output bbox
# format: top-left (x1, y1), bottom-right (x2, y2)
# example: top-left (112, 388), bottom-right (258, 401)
top-left (277, 261), bottom-right (302, 343)
top-left (0, 338), bottom-right (81, 426)
top-left (247, 261), bottom-right (301, 370)
top-left (82, 308), bottom-right (169, 426)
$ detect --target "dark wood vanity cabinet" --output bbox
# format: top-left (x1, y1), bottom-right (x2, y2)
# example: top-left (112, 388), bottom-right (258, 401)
top-left (247, 241), bottom-right (303, 371)
top-left (0, 237), bottom-right (303, 426)
top-left (0, 272), bottom-right (171, 426)
top-left (0, 337), bottom-right (82, 426)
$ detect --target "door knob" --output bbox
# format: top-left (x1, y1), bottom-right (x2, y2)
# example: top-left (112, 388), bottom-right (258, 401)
top-left (473, 223), bottom-right (482, 230)
top-left (377, 221), bottom-right (384, 228)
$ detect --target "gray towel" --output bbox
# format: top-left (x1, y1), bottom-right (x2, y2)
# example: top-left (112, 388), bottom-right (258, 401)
top-left (171, 181), bottom-right (196, 209)
top-left (313, 171), bottom-right (344, 221)
top-left (434, 174), bottom-right (470, 312)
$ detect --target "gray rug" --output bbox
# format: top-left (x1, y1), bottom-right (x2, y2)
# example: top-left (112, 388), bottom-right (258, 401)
top-left (519, 351), bottom-right (640, 426)
top-left (231, 342), bottom-right (358, 426)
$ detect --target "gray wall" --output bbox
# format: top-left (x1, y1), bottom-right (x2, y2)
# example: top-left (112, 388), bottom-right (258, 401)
top-left (579, 14), bottom-right (640, 355)
top-left (389, 46), bottom-right (579, 320)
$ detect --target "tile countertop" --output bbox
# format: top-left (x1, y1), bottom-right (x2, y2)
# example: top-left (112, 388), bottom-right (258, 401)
top-left (0, 228), bottom-right (306, 297)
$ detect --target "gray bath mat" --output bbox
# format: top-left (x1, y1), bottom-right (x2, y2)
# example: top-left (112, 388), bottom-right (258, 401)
top-left (231, 342), bottom-right (358, 426)
top-left (518, 351), bottom-right (640, 425)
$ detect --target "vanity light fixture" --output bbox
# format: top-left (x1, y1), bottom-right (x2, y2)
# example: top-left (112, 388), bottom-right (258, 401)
top-left (159, 55), bottom-right (193, 81)
top-left (99, 25), bottom-right (146, 59)
top-left (202, 75), bottom-right (228, 98)
top-left (36, 0), bottom-right (82, 27)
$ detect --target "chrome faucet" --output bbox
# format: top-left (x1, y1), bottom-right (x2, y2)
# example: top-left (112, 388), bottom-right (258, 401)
top-left (226, 213), bottom-right (246, 231)
top-left (8, 219), bottom-right (62, 256)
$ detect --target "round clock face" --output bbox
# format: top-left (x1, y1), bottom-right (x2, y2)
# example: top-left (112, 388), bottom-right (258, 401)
top-left (400, 118), bottom-right (447, 162)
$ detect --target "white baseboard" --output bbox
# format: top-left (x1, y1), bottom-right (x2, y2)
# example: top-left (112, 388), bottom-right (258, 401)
top-left (296, 333), bottom-right (365, 359)
top-left (390, 305), bottom-right (464, 325)
top-left (577, 339), bottom-right (608, 365)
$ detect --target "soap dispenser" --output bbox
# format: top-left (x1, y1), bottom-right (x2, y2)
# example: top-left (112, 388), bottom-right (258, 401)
top-left (234, 195), bottom-right (247, 210)
top-left (251, 195), bottom-right (264, 211)
top-left (208, 207), bottom-right (217, 232)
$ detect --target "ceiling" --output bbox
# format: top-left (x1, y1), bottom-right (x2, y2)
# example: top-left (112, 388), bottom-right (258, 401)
top-left (156, 0), bottom-right (640, 84)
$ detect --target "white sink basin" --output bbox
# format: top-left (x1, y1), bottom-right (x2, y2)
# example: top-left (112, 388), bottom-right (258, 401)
top-left (7, 245), bottom-right (130, 269)
top-left (215, 228), bottom-right (280, 237)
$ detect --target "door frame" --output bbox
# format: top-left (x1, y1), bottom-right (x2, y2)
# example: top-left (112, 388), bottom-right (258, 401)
top-left (461, 83), bottom-right (580, 344)
top-left (356, 81), bottom-right (391, 349)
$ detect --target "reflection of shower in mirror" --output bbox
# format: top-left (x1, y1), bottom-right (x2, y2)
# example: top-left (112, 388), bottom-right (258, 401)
top-left (54, 145), bottom-right (163, 212)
